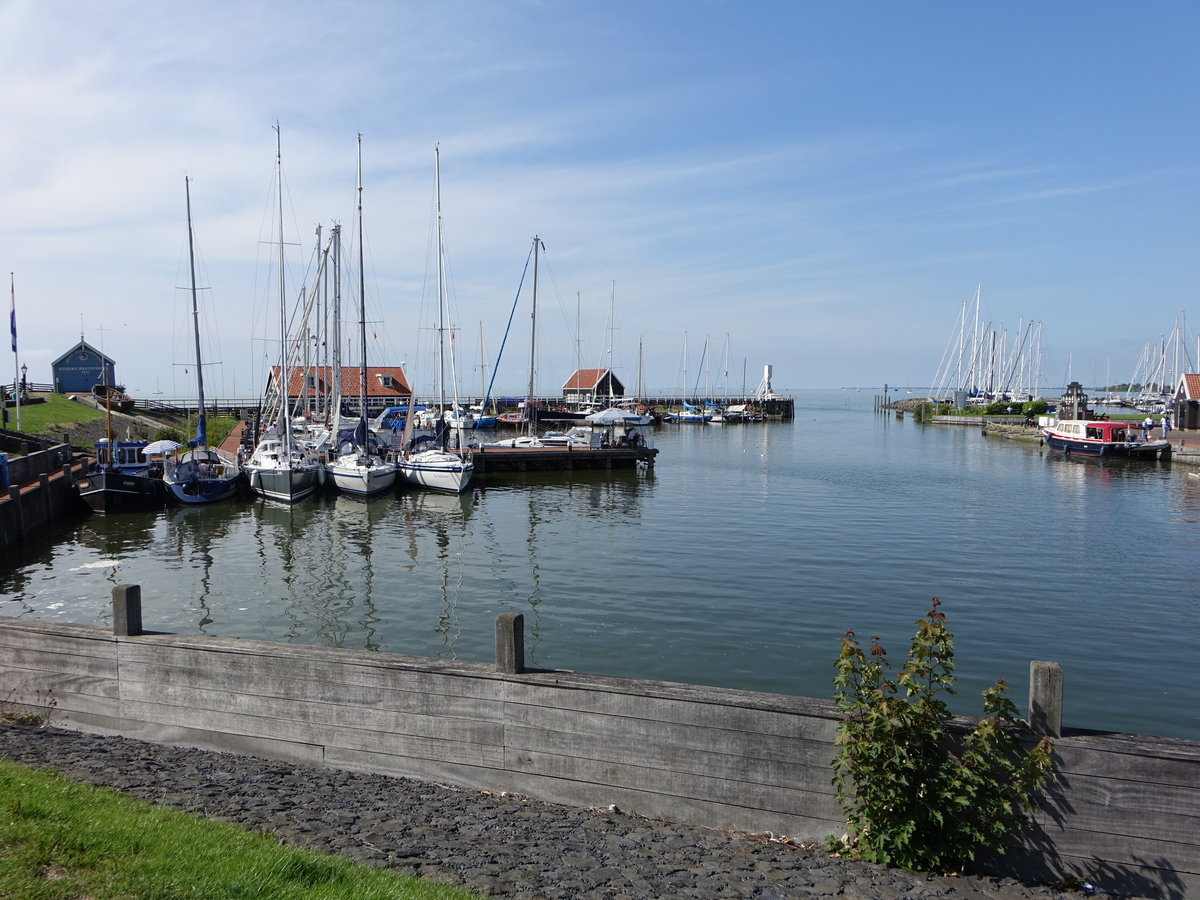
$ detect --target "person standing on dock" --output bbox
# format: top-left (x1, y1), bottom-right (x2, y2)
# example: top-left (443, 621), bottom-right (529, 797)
top-left (1142, 416), bottom-right (1152, 441)
top-left (1161, 414), bottom-right (1170, 439)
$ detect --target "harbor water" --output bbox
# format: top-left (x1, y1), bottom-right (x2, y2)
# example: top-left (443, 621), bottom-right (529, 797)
top-left (3, 389), bottom-right (1198, 740)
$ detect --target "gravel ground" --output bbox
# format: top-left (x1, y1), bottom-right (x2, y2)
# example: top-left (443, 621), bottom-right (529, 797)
top-left (0, 721), bottom-right (1110, 899)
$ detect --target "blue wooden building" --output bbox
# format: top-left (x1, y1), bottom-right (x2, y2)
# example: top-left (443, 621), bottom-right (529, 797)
top-left (51, 341), bottom-right (116, 394)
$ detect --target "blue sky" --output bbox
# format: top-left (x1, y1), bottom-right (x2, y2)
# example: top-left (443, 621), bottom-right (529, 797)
top-left (1, 1), bottom-right (1196, 399)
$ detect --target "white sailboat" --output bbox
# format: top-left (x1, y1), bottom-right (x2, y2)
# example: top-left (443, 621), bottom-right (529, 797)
top-left (164, 176), bottom-right (244, 505)
top-left (329, 135), bottom-right (396, 497)
top-left (396, 146), bottom-right (474, 494)
top-left (244, 125), bottom-right (325, 503)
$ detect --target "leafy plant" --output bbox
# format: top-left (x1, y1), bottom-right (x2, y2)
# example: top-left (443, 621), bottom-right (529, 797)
top-left (829, 598), bottom-right (1054, 872)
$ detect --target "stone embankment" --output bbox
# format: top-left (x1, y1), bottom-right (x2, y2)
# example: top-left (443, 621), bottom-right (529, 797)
top-left (0, 722), bottom-right (1097, 900)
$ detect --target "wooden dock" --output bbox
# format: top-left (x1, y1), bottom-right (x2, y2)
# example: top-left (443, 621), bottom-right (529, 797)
top-left (467, 444), bottom-right (657, 474)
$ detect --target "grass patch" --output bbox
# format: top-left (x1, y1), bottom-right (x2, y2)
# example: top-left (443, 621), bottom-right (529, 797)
top-left (5, 394), bottom-right (103, 435)
top-left (6, 394), bottom-right (239, 449)
top-left (0, 760), bottom-right (478, 899)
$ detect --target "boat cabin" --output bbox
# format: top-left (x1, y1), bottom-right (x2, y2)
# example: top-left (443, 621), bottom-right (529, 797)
top-left (1053, 421), bottom-right (1135, 442)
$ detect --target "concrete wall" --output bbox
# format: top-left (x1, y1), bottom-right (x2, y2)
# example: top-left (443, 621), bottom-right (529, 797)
top-left (0, 602), bottom-right (1195, 898)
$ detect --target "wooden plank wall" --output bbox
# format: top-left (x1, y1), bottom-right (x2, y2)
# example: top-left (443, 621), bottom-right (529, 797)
top-left (0, 616), bottom-right (1196, 897)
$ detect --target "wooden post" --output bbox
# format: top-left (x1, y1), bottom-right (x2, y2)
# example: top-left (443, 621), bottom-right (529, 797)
top-left (113, 584), bottom-right (143, 637)
top-left (1029, 660), bottom-right (1063, 738)
top-left (496, 612), bottom-right (524, 674)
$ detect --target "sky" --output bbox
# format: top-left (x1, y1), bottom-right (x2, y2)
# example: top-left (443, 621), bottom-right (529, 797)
top-left (1, 1), bottom-right (1197, 400)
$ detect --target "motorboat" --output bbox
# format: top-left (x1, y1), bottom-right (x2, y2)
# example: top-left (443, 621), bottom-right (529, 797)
top-left (1042, 419), bottom-right (1171, 459)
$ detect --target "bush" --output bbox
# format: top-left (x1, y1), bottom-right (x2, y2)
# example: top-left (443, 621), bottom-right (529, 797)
top-left (829, 598), bottom-right (1054, 872)
top-left (1022, 400), bottom-right (1048, 416)
top-left (150, 426), bottom-right (187, 444)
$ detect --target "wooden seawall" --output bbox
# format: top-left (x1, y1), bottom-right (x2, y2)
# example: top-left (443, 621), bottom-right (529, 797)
top-left (1, 589), bottom-right (1196, 897)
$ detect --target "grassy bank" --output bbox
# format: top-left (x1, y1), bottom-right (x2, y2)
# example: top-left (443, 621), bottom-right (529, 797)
top-left (6, 394), bottom-right (238, 449)
top-left (0, 759), bottom-right (477, 899)
top-left (5, 394), bottom-right (103, 435)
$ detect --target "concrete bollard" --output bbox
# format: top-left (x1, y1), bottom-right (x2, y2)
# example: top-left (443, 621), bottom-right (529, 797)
top-left (496, 613), bottom-right (525, 674)
top-left (1029, 660), bottom-right (1063, 738)
top-left (112, 584), bottom-right (143, 637)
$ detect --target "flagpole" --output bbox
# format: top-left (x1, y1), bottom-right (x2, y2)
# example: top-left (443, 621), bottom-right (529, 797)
top-left (10, 273), bottom-right (18, 433)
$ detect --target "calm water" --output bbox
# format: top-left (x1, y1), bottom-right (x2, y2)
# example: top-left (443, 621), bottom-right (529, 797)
top-left (3, 389), bottom-right (1198, 740)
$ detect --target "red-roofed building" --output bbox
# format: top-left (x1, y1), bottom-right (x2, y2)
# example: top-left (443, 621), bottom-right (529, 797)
top-left (269, 365), bottom-right (410, 416)
top-left (562, 368), bottom-right (624, 404)
top-left (1174, 373), bottom-right (1200, 430)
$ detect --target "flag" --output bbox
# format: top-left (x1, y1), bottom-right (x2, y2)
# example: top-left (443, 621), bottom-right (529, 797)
top-left (9, 274), bottom-right (15, 354)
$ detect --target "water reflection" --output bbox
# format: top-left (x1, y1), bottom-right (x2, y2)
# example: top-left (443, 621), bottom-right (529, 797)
top-left (396, 489), bottom-right (475, 658)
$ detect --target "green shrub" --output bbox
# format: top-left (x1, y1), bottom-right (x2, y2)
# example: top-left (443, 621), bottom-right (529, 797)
top-left (829, 599), bottom-right (1054, 872)
top-left (150, 426), bottom-right (187, 444)
top-left (1022, 400), bottom-right (1048, 416)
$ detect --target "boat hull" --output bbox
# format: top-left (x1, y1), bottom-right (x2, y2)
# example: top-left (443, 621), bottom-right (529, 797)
top-left (246, 464), bottom-right (323, 503)
top-left (329, 461), bottom-right (397, 497)
top-left (164, 450), bottom-right (244, 504)
top-left (397, 450), bottom-right (474, 493)
top-left (76, 470), bottom-right (166, 514)
top-left (165, 474), bottom-right (243, 504)
top-left (1044, 434), bottom-right (1170, 458)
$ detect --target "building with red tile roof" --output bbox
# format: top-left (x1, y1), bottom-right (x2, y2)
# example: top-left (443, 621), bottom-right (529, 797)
top-left (269, 366), bottom-right (410, 415)
top-left (562, 368), bottom-right (624, 403)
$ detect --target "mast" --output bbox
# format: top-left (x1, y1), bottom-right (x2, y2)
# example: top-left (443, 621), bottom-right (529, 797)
top-left (434, 145), bottom-right (448, 446)
top-left (527, 235), bottom-right (541, 433)
top-left (356, 133), bottom-right (368, 441)
top-left (274, 123), bottom-right (291, 454)
top-left (184, 177), bottom-right (207, 448)
top-left (330, 224), bottom-right (342, 424)
top-left (636, 337), bottom-right (644, 409)
top-left (607, 280), bottom-right (615, 405)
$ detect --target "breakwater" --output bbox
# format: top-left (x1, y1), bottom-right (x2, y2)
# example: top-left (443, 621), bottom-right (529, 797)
top-left (2, 586), bottom-right (1196, 897)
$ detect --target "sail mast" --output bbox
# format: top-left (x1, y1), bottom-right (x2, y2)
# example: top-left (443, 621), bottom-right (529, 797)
top-left (527, 235), bottom-right (540, 433)
top-left (434, 145), bottom-right (448, 446)
top-left (184, 176), bottom-right (207, 448)
top-left (274, 123), bottom-right (291, 454)
top-left (356, 133), bottom-right (368, 440)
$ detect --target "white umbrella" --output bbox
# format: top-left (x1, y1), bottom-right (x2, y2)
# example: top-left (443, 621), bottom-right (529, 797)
top-left (142, 439), bottom-right (182, 455)
top-left (583, 408), bottom-right (630, 425)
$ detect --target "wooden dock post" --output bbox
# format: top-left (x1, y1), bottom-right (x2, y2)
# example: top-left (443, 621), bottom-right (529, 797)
top-left (496, 613), bottom-right (525, 674)
top-left (112, 584), bottom-right (143, 637)
top-left (1029, 660), bottom-right (1063, 738)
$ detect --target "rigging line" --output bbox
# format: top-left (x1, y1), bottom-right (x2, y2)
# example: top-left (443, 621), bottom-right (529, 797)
top-left (482, 245), bottom-right (535, 409)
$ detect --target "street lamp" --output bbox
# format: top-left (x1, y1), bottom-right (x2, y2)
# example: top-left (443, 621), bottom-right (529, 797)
top-left (20, 363), bottom-right (26, 391)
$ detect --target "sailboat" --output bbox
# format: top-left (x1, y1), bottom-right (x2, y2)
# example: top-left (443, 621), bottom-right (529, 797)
top-left (164, 177), bottom-right (244, 504)
top-left (328, 135), bottom-right (396, 498)
top-left (396, 147), bottom-right (475, 494)
top-left (243, 125), bottom-right (325, 503)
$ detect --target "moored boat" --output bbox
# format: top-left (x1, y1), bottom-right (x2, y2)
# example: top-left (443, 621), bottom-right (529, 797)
top-left (243, 126), bottom-right (325, 503)
top-left (327, 135), bottom-right (397, 498)
top-left (395, 147), bottom-right (474, 494)
top-left (163, 176), bottom-right (244, 505)
top-left (1042, 419), bottom-right (1171, 459)
top-left (77, 439), bottom-right (165, 514)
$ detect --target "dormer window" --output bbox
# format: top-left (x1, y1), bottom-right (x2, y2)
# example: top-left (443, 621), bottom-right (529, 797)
top-left (377, 373), bottom-right (394, 388)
